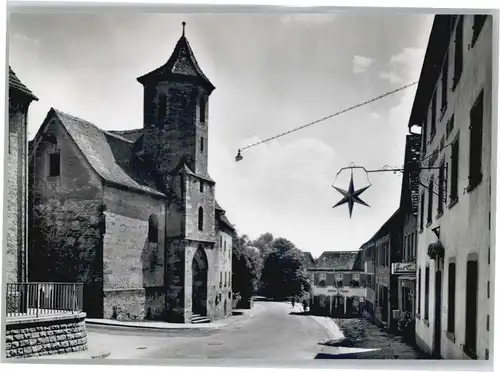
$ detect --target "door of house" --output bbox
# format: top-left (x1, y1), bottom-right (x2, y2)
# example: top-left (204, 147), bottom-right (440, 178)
top-left (433, 270), bottom-right (442, 358)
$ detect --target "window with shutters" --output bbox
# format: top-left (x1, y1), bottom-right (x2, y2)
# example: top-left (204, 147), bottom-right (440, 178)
top-left (425, 266), bottom-right (429, 321)
top-left (446, 115), bottom-right (455, 139)
top-left (422, 114), bottom-right (428, 154)
top-left (447, 261), bottom-right (456, 334)
top-left (437, 163), bottom-right (445, 215)
top-left (351, 273), bottom-right (360, 287)
top-left (453, 16), bottom-right (464, 90)
top-left (427, 179), bottom-right (433, 224)
top-left (450, 135), bottom-right (460, 204)
top-left (465, 259), bottom-right (478, 357)
top-left (468, 90), bottom-right (484, 191)
top-left (441, 53), bottom-right (449, 114)
top-left (326, 273), bottom-right (335, 287)
top-left (471, 15), bottom-right (487, 47)
top-left (420, 192), bottom-right (425, 231)
top-left (431, 93), bottom-right (437, 138)
top-left (417, 268), bottom-right (421, 316)
top-left (335, 274), bottom-right (343, 288)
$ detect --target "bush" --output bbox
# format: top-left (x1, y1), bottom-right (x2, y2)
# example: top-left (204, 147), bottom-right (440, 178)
top-left (398, 311), bottom-right (415, 342)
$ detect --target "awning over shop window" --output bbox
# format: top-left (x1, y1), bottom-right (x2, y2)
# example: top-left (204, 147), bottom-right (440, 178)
top-left (398, 276), bottom-right (416, 281)
top-left (427, 241), bottom-right (444, 260)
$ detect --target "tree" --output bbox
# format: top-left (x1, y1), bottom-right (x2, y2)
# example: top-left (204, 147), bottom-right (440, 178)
top-left (260, 238), bottom-right (311, 300)
top-left (232, 232), bottom-right (263, 308)
top-left (252, 233), bottom-right (274, 258)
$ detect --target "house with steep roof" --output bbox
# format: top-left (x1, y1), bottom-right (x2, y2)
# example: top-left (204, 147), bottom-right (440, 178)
top-left (28, 23), bottom-right (235, 323)
top-left (308, 250), bottom-right (364, 317)
top-left (6, 67), bottom-right (38, 284)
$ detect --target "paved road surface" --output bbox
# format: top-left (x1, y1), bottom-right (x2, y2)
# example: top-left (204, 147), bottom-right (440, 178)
top-left (64, 301), bottom-right (340, 360)
top-left (142, 301), bottom-right (336, 359)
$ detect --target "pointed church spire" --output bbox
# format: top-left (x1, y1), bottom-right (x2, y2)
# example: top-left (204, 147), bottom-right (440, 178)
top-left (137, 23), bottom-right (215, 93)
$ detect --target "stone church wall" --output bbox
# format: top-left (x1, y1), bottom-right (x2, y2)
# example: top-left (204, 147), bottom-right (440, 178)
top-left (29, 119), bottom-right (105, 318)
top-left (102, 186), bottom-right (166, 320)
top-left (184, 174), bottom-right (216, 242)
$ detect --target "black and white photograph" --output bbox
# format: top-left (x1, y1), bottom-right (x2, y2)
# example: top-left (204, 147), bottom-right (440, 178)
top-left (2, 1), bottom-right (498, 365)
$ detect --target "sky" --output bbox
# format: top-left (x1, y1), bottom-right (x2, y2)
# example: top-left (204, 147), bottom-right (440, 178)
top-left (8, 11), bottom-right (433, 258)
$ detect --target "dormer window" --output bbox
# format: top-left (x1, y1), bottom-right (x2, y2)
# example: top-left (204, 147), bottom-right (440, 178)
top-left (199, 96), bottom-right (206, 123)
top-left (49, 152), bottom-right (60, 177)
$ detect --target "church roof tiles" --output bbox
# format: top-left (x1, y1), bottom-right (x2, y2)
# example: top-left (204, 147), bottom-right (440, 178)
top-left (51, 108), bottom-right (165, 197)
top-left (136, 24), bottom-right (215, 92)
top-left (35, 108), bottom-right (232, 229)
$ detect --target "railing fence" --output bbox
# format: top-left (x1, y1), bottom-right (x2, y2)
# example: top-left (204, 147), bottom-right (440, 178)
top-left (6, 282), bottom-right (84, 318)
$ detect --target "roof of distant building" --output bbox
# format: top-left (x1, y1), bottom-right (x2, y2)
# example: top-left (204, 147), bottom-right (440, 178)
top-left (302, 252), bottom-right (315, 268)
top-left (312, 250), bottom-right (362, 271)
top-left (9, 66), bottom-right (38, 101)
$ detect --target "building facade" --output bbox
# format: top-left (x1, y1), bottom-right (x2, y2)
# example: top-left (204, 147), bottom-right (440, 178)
top-left (360, 210), bottom-right (402, 331)
top-left (6, 67), bottom-right (38, 284)
top-left (393, 134), bottom-right (421, 320)
top-left (309, 251), bottom-right (364, 317)
top-left (361, 240), bottom-right (376, 320)
top-left (215, 202), bottom-right (235, 319)
top-left (411, 15), bottom-right (493, 359)
top-left (28, 24), bottom-right (234, 323)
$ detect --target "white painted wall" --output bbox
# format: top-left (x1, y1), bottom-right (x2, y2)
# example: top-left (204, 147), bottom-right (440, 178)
top-left (415, 15), bottom-right (493, 360)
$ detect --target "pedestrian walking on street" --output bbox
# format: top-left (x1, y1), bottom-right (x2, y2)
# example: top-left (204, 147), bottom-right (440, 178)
top-left (291, 298), bottom-right (295, 308)
top-left (302, 299), bottom-right (308, 313)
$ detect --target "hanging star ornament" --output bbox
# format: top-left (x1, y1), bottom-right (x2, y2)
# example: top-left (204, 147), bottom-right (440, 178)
top-left (332, 173), bottom-right (371, 218)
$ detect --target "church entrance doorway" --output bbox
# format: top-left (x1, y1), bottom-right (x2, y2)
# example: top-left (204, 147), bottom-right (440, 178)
top-left (192, 246), bottom-right (208, 316)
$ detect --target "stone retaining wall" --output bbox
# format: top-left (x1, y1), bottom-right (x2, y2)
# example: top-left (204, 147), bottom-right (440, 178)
top-left (5, 312), bottom-right (87, 359)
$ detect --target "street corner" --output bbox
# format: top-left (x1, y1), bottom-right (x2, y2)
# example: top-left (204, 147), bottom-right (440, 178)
top-left (308, 315), bottom-right (346, 344)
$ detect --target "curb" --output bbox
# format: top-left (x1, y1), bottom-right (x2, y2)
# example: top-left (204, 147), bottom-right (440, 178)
top-left (85, 320), bottom-right (228, 332)
top-left (90, 352), bottom-right (111, 359)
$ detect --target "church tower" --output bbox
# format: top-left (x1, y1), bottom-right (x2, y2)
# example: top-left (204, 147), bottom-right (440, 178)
top-left (137, 23), bottom-right (218, 323)
top-left (137, 21), bottom-right (215, 178)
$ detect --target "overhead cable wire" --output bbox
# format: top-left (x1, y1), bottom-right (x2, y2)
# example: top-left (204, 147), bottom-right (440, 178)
top-left (237, 81), bottom-right (418, 154)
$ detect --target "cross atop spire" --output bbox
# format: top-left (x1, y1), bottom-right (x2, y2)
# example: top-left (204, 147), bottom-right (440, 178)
top-left (182, 21), bottom-right (186, 37)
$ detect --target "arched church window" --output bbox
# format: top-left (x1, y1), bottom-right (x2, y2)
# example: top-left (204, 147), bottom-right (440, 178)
top-left (198, 207), bottom-right (204, 231)
top-left (148, 214), bottom-right (159, 243)
top-left (199, 96), bottom-right (206, 123)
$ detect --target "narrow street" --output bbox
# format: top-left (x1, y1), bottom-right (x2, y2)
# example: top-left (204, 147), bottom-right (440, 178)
top-left (41, 300), bottom-right (428, 360)
top-left (133, 300), bottom-right (338, 359)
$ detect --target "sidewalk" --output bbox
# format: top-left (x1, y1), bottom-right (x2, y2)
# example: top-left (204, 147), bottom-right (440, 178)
top-left (34, 303), bottom-right (266, 360)
top-left (318, 318), bottom-right (428, 359)
top-left (86, 302), bottom-right (265, 330)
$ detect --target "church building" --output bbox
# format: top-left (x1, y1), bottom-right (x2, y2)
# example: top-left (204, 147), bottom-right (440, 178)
top-left (28, 23), bottom-right (234, 323)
